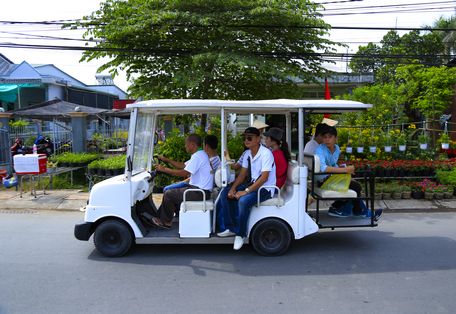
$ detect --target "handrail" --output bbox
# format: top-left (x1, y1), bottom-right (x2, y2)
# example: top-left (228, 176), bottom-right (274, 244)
top-left (182, 188), bottom-right (208, 212)
top-left (257, 185), bottom-right (281, 207)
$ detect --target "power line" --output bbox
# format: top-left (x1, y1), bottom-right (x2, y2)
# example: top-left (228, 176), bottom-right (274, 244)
top-left (0, 42), bottom-right (453, 59)
top-left (320, 1), bottom-right (456, 11)
top-left (321, 6), bottom-right (456, 16)
top-left (2, 20), bottom-right (456, 32)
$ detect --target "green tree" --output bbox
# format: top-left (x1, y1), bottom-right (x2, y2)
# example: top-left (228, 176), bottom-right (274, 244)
top-left (349, 26), bottom-right (448, 82)
top-left (70, 0), bottom-right (337, 100)
top-left (396, 65), bottom-right (456, 120)
top-left (338, 82), bottom-right (408, 127)
top-left (340, 65), bottom-right (456, 127)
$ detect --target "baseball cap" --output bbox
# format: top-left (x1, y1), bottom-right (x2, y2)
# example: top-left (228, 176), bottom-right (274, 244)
top-left (263, 127), bottom-right (284, 142)
top-left (243, 127), bottom-right (261, 136)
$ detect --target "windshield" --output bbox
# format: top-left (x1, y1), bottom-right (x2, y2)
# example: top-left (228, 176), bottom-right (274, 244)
top-left (132, 111), bottom-right (155, 174)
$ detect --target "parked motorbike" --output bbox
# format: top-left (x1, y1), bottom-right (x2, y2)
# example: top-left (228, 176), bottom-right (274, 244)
top-left (11, 136), bottom-right (54, 157)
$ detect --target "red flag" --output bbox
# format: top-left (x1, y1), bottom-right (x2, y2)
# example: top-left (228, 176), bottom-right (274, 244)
top-left (324, 78), bottom-right (331, 100)
top-left (324, 78), bottom-right (331, 118)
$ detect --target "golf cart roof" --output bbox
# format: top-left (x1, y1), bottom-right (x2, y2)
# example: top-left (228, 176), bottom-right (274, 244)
top-left (128, 99), bottom-right (372, 114)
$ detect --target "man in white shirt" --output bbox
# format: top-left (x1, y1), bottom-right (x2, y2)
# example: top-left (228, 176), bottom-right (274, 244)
top-left (152, 134), bottom-right (213, 229)
top-left (217, 127), bottom-right (276, 250)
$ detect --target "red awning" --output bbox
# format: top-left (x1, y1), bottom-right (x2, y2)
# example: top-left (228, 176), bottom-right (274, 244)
top-left (113, 99), bottom-right (135, 110)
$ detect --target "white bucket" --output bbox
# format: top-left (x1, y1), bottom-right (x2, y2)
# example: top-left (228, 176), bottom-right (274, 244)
top-left (384, 146), bottom-right (392, 152)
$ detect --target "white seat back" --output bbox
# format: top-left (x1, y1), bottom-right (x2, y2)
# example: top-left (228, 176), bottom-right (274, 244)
top-left (287, 160), bottom-right (300, 184)
top-left (303, 154), bottom-right (321, 174)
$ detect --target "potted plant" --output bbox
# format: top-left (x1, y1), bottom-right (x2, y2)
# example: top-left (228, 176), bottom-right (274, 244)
top-left (346, 139), bottom-right (353, 154)
top-left (356, 138), bottom-right (364, 153)
top-left (443, 185), bottom-right (453, 199)
top-left (418, 133), bottom-right (429, 150)
top-left (433, 184), bottom-right (445, 200)
top-left (401, 184), bottom-right (412, 199)
top-left (421, 179), bottom-right (436, 200)
top-left (391, 182), bottom-right (403, 199)
top-left (410, 182), bottom-right (424, 199)
top-left (397, 133), bottom-right (407, 151)
top-left (439, 133), bottom-right (450, 150)
top-left (382, 184), bottom-right (395, 199)
top-left (383, 134), bottom-right (393, 153)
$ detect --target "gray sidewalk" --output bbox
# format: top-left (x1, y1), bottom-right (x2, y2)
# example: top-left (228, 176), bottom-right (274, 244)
top-left (1, 188), bottom-right (456, 212)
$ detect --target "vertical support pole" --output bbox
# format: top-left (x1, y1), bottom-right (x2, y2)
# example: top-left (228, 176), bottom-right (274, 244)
top-left (69, 112), bottom-right (88, 153)
top-left (0, 113), bottom-right (13, 174)
top-left (285, 112), bottom-right (292, 150)
top-left (17, 86), bottom-right (21, 109)
top-left (298, 108), bottom-right (304, 166)
top-left (221, 108), bottom-right (226, 181)
top-left (52, 118), bottom-right (57, 155)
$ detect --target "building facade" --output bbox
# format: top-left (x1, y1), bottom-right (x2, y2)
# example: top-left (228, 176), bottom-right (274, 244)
top-left (0, 54), bottom-right (127, 112)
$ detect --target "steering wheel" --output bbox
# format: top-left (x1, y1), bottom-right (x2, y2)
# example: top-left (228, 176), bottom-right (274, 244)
top-left (147, 155), bottom-right (162, 183)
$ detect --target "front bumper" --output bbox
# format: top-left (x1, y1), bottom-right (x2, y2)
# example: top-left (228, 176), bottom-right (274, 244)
top-left (74, 221), bottom-right (95, 241)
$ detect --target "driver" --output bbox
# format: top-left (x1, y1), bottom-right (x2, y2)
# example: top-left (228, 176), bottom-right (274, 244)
top-left (151, 134), bottom-right (213, 229)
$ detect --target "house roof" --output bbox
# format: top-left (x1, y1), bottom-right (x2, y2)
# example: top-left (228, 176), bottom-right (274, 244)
top-left (12, 98), bottom-right (108, 119)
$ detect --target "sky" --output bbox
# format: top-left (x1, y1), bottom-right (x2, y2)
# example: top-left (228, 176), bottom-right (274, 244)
top-left (1, 0), bottom-right (455, 94)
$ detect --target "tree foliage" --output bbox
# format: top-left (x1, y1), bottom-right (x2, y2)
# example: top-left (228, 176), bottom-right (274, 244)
top-left (349, 28), bottom-right (446, 82)
top-left (340, 65), bottom-right (456, 125)
top-left (70, 0), bottom-right (337, 100)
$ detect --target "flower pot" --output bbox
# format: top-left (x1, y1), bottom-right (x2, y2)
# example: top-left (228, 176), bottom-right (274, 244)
top-left (419, 143), bottom-right (428, 150)
top-left (434, 192), bottom-right (444, 200)
top-left (411, 191), bottom-right (424, 199)
top-left (382, 192), bottom-right (391, 200)
top-left (392, 192), bottom-right (402, 199)
top-left (346, 146), bottom-right (353, 154)
top-left (357, 147), bottom-right (364, 153)
top-left (441, 143), bottom-right (450, 149)
top-left (384, 146), bottom-right (392, 152)
top-left (444, 192), bottom-right (453, 199)
top-left (369, 146), bottom-right (377, 153)
top-left (374, 192), bottom-right (382, 200)
top-left (424, 192), bottom-right (434, 200)
top-left (399, 145), bottom-right (406, 152)
top-left (402, 191), bottom-right (412, 199)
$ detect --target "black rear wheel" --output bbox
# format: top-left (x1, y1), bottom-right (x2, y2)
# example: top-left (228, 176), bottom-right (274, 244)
top-left (250, 218), bottom-right (292, 256)
top-left (94, 220), bottom-right (133, 257)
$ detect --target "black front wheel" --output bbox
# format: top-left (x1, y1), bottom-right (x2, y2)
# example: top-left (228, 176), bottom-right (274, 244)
top-left (94, 220), bottom-right (133, 257)
top-left (250, 218), bottom-right (292, 256)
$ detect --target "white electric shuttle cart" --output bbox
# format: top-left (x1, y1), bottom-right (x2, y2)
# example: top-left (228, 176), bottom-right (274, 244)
top-left (75, 99), bottom-right (376, 257)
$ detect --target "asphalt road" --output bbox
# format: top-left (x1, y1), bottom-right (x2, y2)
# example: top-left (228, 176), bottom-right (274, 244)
top-left (0, 210), bottom-right (455, 314)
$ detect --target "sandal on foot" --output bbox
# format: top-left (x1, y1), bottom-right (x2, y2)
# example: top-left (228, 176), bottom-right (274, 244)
top-left (151, 217), bottom-right (172, 229)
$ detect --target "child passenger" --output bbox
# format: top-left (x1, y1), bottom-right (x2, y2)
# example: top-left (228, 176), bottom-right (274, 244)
top-left (314, 126), bottom-right (364, 218)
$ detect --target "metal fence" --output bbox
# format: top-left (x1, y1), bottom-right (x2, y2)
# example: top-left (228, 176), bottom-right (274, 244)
top-left (9, 119), bottom-right (73, 155)
top-left (0, 128), bottom-right (12, 174)
top-left (87, 117), bottom-right (129, 153)
top-left (7, 117), bottom-right (129, 156)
